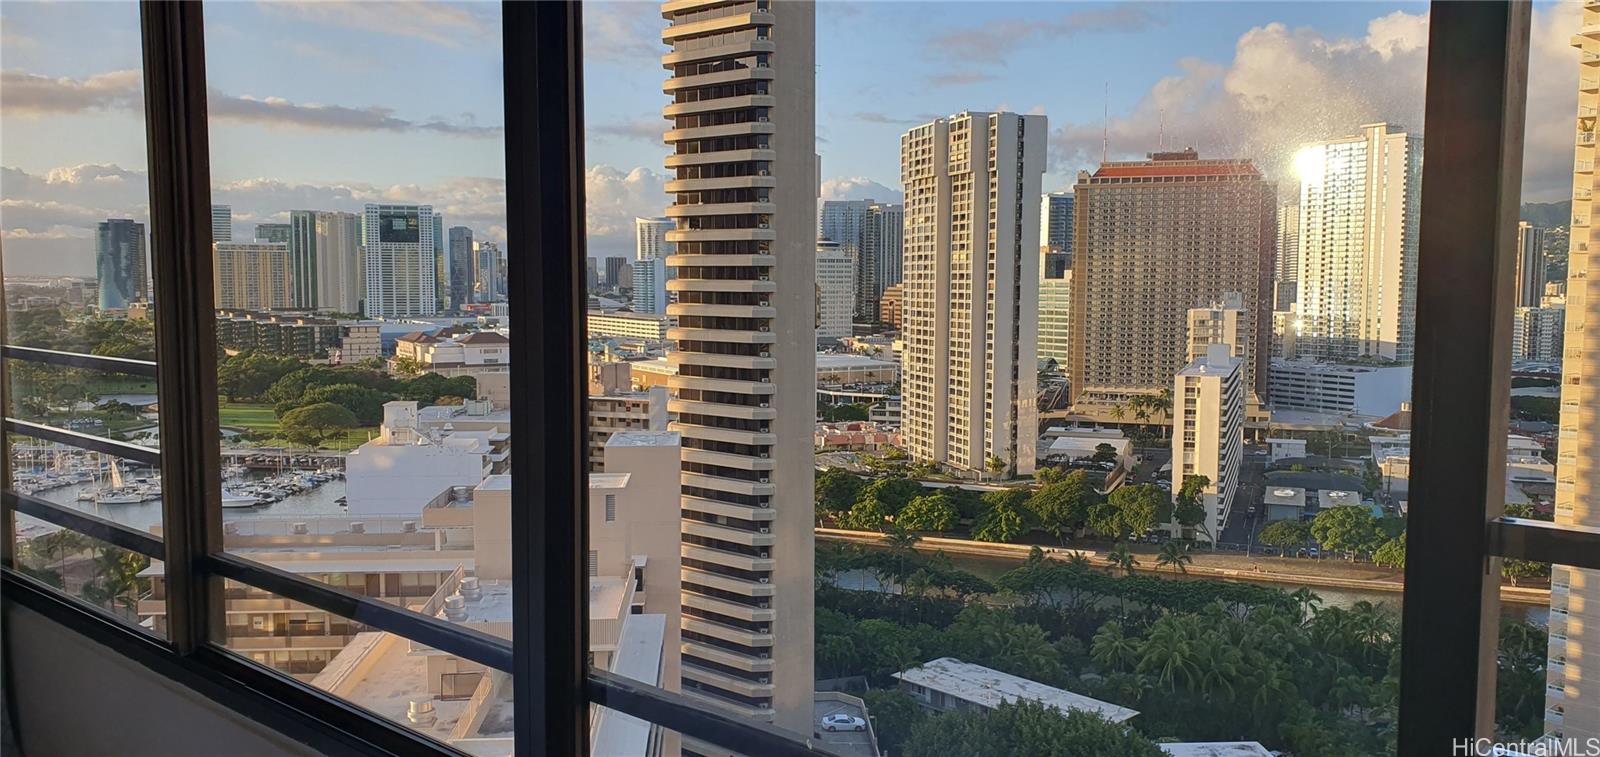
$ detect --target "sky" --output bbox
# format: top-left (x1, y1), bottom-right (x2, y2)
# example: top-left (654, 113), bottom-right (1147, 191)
top-left (0, 0), bottom-right (1582, 277)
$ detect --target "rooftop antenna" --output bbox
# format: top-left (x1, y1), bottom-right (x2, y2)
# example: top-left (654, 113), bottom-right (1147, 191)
top-left (1101, 82), bottom-right (1108, 164)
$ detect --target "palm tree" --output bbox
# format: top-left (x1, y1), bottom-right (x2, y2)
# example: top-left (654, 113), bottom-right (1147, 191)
top-left (1109, 403), bottom-right (1126, 422)
top-left (1090, 620), bottom-right (1140, 673)
top-left (1155, 541), bottom-right (1192, 574)
top-left (1137, 618), bottom-right (1200, 692)
top-left (1063, 551), bottom-right (1092, 571)
top-left (1104, 541), bottom-right (1139, 577)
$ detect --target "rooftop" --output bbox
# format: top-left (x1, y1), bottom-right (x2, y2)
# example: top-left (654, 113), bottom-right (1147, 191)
top-left (893, 657), bottom-right (1139, 724)
top-left (815, 353), bottom-right (897, 370)
top-left (1159, 743), bottom-right (1274, 757)
top-left (589, 472), bottom-right (631, 490)
top-left (607, 431), bottom-right (681, 448)
top-left (1263, 487), bottom-right (1307, 507)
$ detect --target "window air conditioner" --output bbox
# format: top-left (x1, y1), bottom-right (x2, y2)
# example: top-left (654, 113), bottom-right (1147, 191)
top-left (758, 526), bottom-right (770, 534)
top-left (759, 275), bottom-right (770, 281)
top-left (760, 377), bottom-right (771, 382)
top-left (758, 601), bottom-right (769, 608)
top-left (758, 170), bottom-right (770, 176)
top-left (759, 577), bottom-right (769, 583)
top-left (760, 651), bottom-right (771, 658)
top-left (759, 477), bottom-right (769, 483)
top-left (757, 116), bottom-right (768, 122)
top-left (758, 401), bottom-right (769, 408)
top-left (758, 350), bottom-right (769, 357)
top-left (758, 223), bottom-right (770, 229)
top-left (759, 626), bottom-right (770, 633)
top-left (760, 452), bottom-right (769, 458)
top-left (759, 677), bottom-right (770, 684)
top-left (759, 301), bottom-right (769, 307)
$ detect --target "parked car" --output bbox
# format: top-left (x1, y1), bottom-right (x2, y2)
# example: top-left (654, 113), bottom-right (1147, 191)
top-left (821, 714), bottom-right (867, 732)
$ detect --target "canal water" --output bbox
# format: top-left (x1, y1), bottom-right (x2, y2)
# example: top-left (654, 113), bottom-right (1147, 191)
top-left (29, 472), bottom-right (348, 534)
top-left (838, 549), bottom-right (1547, 625)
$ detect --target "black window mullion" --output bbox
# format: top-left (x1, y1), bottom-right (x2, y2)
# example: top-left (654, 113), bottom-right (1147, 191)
top-left (139, 0), bottom-right (224, 656)
top-left (504, 1), bottom-right (589, 754)
top-left (1397, 0), bottom-right (1530, 750)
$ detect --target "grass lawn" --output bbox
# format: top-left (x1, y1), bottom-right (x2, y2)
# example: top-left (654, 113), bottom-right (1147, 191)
top-left (219, 403), bottom-right (375, 451)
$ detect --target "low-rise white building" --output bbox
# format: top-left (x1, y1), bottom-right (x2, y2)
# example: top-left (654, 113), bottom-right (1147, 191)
top-left (344, 402), bottom-right (503, 516)
top-left (1267, 359), bottom-right (1411, 418)
top-left (1263, 486), bottom-right (1307, 522)
top-left (1267, 437), bottom-right (1308, 462)
top-left (1172, 344), bottom-right (1244, 540)
top-left (588, 309), bottom-right (672, 341)
top-left (893, 657), bottom-right (1138, 723)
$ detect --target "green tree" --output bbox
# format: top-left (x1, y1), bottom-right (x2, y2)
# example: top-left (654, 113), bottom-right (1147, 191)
top-left (1090, 620), bottom-right (1140, 673)
top-left (862, 476), bottom-right (923, 514)
top-left (1091, 443), bottom-right (1118, 464)
top-left (217, 352), bottom-right (305, 401)
top-left (840, 495), bottom-right (893, 532)
top-left (1104, 541), bottom-right (1139, 576)
top-left (1173, 474), bottom-right (1212, 542)
top-left (1091, 484), bottom-right (1170, 539)
top-left (973, 488), bottom-right (1033, 542)
top-left (1312, 505), bottom-right (1385, 556)
top-left (1155, 541), bottom-right (1192, 574)
top-left (903, 700), bottom-right (1164, 756)
top-left (1372, 533), bottom-right (1406, 569)
top-left (1259, 520), bottom-right (1314, 550)
top-left (986, 454), bottom-right (1008, 478)
top-left (278, 402), bottom-right (358, 448)
top-left (820, 403), bottom-right (870, 422)
top-left (1025, 470), bottom-right (1099, 544)
top-left (1502, 558), bottom-right (1547, 586)
top-left (293, 383), bottom-right (389, 425)
top-left (860, 689), bottom-right (927, 755)
top-left (898, 494), bottom-right (959, 533)
top-left (815, 468), bottom-right (865, 522)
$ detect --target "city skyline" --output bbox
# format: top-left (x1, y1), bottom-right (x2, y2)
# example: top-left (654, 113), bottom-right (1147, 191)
top-left (1, 2), bottom-right (1584, 276)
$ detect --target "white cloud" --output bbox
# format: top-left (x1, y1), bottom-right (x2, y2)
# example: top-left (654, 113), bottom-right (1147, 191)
top-left (0, 69), bottom-right (143, 115)
top-left (255, 1), bottom-right (497, 48)
top-left (585, 164), bottom-right (666, 256)
top-left (820, 176), bottom-right (902, 203)
top-left (1047, 4), bottom-right (1578, 201)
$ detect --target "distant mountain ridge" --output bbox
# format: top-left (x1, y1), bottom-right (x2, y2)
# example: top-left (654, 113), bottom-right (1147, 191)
top-left (1522, 201), bottom-right (1571, 229)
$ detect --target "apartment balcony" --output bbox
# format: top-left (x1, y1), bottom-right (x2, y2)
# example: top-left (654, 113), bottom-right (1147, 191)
top-left (681, 446), bottom-right (776, 471)
top-left (663, 120), bottom-right (776, 143)
top-left (681, 615), bottom-right (774, 647)
top-left (669, 397), bottom-right (777, 421)
top-left (679, 470), bottom-right (776, 497)
top-left (662, 11), bottom-right (773, 42)
top-left (664, 65), bottom-right (773, 92)
top-left (665, 148), bottom-right (776, 168)
top-left (669, 375), bottom-right (776, 399)
top-left (672, 421), bottom-right (778, 448)
top-left (661, 0), bottom-right (748, 15)
top-left (667, 302), bottom-right (776, 320)
top-left (1581, 132), bottom-right (1596, 146)
top-left (668, 278), bottom-right (777, 295)
top-left (681, 542), bottom-right (775, 572)
top-left (669, 349), bottom-right (777, 370)
top-left (1582, 24), bottom-right (1600, 39)
top-left (1583, 77), bottom-right (1599, 93)
top-left (682, 591), bottom-right (776, 622)
top-left (679, 686), bottom-right (774, 721)
top-left (665, 253), bottom-right (775, 268)
top-left (663, 94), bottom-right (776, 117)
top-left (680, 493), bottom-right (776, 521)
top-left (682, 517), bottom-right (777, 547)
top-left (681, 564), bottom-right (776, 597)
top-left (664, 174), bottom-right (776, 193)
top-left (225, 634), bottom-right (361, 651)
top-left (661, 38), bottom-right (775, 67)
top-left (667, 204), bottom-right (774, 223)
top-left (682, 640), bottom-right (775, 673)
top-left (664, 225), bottom-right (776, 243)
top-left (681, 660), bottom-right (777, 700)
top-left (666, 326), bottom-right (776, 345)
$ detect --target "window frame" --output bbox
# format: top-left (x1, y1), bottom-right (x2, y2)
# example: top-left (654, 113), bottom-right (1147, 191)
top-left (7, 1), bottom-right (1593, 755)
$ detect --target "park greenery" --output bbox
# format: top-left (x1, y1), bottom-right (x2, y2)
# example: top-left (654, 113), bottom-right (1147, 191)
top-left (818, 543), bottom-right (1550, 755)
top-left (214, 352), bottom-right (477, 447)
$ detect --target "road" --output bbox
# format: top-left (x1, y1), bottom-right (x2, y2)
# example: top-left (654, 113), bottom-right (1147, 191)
top-left (1218, 446), bottom-right (1268, 548)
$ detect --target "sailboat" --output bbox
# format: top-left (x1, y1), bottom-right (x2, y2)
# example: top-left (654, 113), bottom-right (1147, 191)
top-left (96, 461), bottom-right (143, 505)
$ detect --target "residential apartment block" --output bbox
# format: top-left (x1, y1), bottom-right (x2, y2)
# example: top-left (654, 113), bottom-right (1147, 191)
top-left (213, 242), bottom-right (291, 311)
top-left (900, 111), bottom-right (1043, 476)
top-left (1171, 344), bottom-right (1243, 540)
top-left (363, 204), bottom-right (438, 318)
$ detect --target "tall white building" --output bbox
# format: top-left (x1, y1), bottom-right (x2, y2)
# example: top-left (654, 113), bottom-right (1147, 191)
top-left (1294, 123), bottom-right (1422, 363)
top-left (864, 201), bottom-right (904, 301)
top-left (901, 111), bottom-right (1043, 476)
top-left (1171, 343), bottom-right (1243, 540)
top-left (1550, 16), bottom-right (1600, 743)
top-left (1276, 203), bottom-right (1300, 309)
top-left (1039, 270), bottom-right (1072, 368)
top-left (284, 210), bottom-right (362, 314)
top-left (1186, 293), bottom-right (1249, 365)
top-left (1040, 191), bottom-right (1073, 251)
top-left (819, 199), bottom-right (902, 321)
top-left (211, 204), bottom-right (232, 243)
top-left (362, 204), bottom-right (437, 318)
top-left (213, 242), bottom-right (291, 311)
top-left (635, 216), bottom-right (673, 260)
top-left (816, 240), bottom-right (854, 339)
top-left (474, 241), bottom-right (501, 303)
top-left (660, 0), bottom-right (816, 732)
top-left (631, 256), bottom-right (667, 315)
top-left (1517, 221), bottom-right (1548, 309)
top-left (1513, 305), bottom-right (1565, 362)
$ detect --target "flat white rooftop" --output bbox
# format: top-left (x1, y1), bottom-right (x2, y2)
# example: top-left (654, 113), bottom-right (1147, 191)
top-left (607, 431), bottom-right (681, 447)
top-left (1159, 743), bottom-right (1274, 757)
top-left (815, 353), bottom-right (897, 370)
top-left (590, 614), bottom-right (667, 757)
top-left (590, 473), bottom-right (631, 490)
top-left (893, 657), bottom-right (1138, 723)
top-left (1263, 487), bottom-right (1306, 507)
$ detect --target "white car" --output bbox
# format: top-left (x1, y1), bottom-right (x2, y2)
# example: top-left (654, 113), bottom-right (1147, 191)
top-left (820, 713), bottom-right (867, 732)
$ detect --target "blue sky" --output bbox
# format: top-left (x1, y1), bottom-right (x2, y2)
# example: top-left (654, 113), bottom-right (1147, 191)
top-left (0, 1), bottom-right (1579, 275)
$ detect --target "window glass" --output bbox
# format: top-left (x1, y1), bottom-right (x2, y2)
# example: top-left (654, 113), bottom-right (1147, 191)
top-left (1, 1), bottom-right (164, 637)
top-left (198, 2), bottom-right (510, 751)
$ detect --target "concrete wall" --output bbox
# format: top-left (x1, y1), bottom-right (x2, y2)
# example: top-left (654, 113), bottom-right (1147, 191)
top-left (4, 602), bottom-right (320, 757)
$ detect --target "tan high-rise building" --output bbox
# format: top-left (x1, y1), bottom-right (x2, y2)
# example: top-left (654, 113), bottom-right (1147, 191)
top-left (1294, 123), bottom-right (1422, 363)
top-left (900, 111), bottom-right (1043, 477)
top-left (213, 242), bottom-right (291, 311)
top-left (1547, 14), bottom-right (1600, 744)
top-left (660, 0), bottom-right (816, 733)
top-left (1067, 150), bottom-right (1274, 412)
